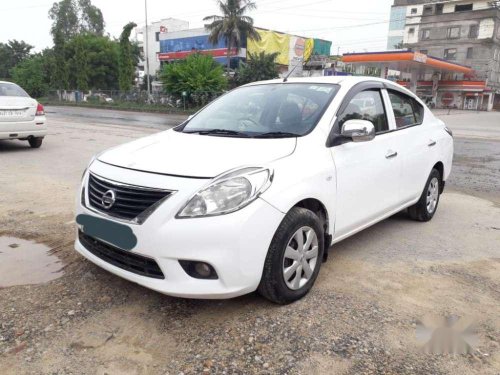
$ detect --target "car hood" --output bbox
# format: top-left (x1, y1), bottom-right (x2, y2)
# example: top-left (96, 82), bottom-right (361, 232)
top-left (98, 129), bottom-right (297, 178)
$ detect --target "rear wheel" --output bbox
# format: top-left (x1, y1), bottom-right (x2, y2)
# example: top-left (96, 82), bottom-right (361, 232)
top-left (408, 168), bottom-right (441, 222)
top-left (258, 207), bottom-right (324, 304)
top-left (28, 137), bottom-right (43, 148)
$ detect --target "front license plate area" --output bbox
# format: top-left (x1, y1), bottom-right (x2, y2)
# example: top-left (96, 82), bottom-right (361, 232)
top-left (76, 214), bottom-right (137, 251)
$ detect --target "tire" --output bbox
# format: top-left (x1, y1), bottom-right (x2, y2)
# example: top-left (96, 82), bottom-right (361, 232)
top-left (258, 207), bottom-right (325, 304)
top-left (408, 168), bottom-right (441, 222)
top-left (28, 137), bottom-right (43, 148)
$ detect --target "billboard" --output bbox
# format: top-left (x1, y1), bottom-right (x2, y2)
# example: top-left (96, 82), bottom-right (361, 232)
top-left (158, 32), bottom-right (246, 63)
top-left (247, 29), bottom-right (315, 66)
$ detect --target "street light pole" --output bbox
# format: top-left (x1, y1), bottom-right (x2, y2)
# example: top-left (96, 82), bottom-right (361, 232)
top-left (144, 0), bottom-right (151, 99)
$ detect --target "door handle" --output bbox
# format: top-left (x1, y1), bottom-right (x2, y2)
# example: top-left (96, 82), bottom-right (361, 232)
top-left (385, 150), bottom-right (398, 159)
top-left (428, 140), bottom-right (437, 147)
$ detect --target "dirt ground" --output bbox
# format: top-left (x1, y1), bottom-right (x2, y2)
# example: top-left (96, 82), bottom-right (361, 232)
top-left (0, 107), bottom-right (499, 374)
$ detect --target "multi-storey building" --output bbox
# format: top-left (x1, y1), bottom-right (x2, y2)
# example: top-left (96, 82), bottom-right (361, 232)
top-left (135, 18), bottom-right (189, 78)
top-left (387, 0), bottom-right (500, 109)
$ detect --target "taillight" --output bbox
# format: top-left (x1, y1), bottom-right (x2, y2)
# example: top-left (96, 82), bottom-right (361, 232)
top-left (36, 103), bottom-right (45, 116)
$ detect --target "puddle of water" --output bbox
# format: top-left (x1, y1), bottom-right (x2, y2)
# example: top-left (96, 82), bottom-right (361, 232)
top-left (0, 237), bottom-right (64, 287)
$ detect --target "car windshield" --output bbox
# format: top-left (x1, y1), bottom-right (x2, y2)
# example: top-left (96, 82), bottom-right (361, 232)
top-left (179, 83), bottom-right (340, 138)
top-left (0, 83), bottom-right (29, 97)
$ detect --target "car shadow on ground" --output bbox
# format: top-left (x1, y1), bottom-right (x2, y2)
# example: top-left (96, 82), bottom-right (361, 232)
top-left (0, 139), bottom-right (34, 152)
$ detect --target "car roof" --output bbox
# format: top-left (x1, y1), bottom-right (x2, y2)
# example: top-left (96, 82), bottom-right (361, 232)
top-left (0, 81), bottom-right (17, 85)
top-left (244, 76), bottom-right (390, 86)
top-left (243, 76), bottom-right (422, 104)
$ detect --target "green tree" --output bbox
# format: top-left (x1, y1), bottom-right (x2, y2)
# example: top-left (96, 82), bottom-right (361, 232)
top-left (236, 51), bottom-right (279, 85)
top-left (78, 0), bottom-right (105, 35)
top-left (65, 34), bottom-right (120, 90)
top-left (204, 0), bottom-right (261, 74)
top-left (48, 0), bottom-right (104, 40)
top-left (49, 0), bottom-right (79, 41)
top-left (160, 53), bottom-right (227, 98)
top-left (11, 55), bottom-right (49, 97)
top-left (118, 22), bottom-right (138, 91)
top-left (0, 40), bottom-right (34, 79)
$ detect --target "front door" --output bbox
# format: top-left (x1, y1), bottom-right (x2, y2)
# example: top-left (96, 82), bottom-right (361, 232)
top-left (331, 88), bottom-right (402, 240)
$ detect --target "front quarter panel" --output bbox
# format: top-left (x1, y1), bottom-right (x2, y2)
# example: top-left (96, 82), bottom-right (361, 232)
top-left (260, 130), bottom-right (336, 237)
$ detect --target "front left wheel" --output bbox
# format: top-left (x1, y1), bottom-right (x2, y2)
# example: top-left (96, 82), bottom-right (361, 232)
top-left (258, 207), bottom-right (325, 304)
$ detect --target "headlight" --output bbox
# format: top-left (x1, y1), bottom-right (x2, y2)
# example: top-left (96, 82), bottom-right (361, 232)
top-left (176, 167), bottom-right (273, 218)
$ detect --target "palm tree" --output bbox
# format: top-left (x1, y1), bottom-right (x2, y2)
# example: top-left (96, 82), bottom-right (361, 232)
top-left (204, 0), bottom-right (261, 75)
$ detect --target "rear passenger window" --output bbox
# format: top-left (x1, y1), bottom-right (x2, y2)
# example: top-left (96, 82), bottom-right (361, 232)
top-left (388, 91), bottom-right (424, 128)
top-left (338, 90), bottom-right (388, 134)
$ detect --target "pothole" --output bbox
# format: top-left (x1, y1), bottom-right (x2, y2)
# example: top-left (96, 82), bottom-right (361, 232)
top-left (0, 236), bottom-right (64, 287)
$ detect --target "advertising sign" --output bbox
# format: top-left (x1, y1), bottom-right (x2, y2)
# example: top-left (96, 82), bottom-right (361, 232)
top-left (159, 34), bottom-right (241, 62)
top-left (287, 36), bottom-right (314, 76)
top-left (248, 29), bottom-right (314, 67)
top-left (247, 29), bottom-right (290, 65)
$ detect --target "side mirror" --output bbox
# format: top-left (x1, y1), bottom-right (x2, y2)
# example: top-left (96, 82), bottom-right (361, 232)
top-left (341, 120), bottom-right (375, 142)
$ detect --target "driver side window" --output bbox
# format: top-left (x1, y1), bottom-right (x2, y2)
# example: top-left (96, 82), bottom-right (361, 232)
top-left (338, 90), bottom-right (389, 134)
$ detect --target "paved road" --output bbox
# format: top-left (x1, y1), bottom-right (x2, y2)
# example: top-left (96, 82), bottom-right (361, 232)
top-left (46, 105), bottom-right (188, 129)
top-left (0, 107), bottom-right (498, 375)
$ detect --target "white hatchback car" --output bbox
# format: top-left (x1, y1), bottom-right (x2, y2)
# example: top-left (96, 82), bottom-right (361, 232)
top-left (0, 81), bottom-right (47, 148)
top-left (75, 77), bottom-right (453, 304)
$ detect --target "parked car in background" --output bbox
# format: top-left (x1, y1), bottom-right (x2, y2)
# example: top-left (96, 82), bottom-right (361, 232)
top-left (75, 76), bottom-right (453, 304)
top-left (0, 81), bottom-right (46, 148)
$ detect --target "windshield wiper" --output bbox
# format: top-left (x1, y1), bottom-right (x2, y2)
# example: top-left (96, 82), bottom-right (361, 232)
top-left (253, 131), bottom-right (300, 138)
top-left (183, 129), bottom-right (250, 137)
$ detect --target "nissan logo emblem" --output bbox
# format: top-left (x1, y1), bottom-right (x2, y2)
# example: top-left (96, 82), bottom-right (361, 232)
top-left (101, 190), bottom-right (116, 209)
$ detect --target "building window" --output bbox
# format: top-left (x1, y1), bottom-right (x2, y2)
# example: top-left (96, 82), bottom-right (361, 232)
top-left (411, 8), bottom-right (417, 14)
top-left (469, 25), bottom-right (478, 38)
top-left (409, 27), bottom-right (415, 34)
top-left (421, 29), bottom-right (431, 40)
top-left (155, 32), bottom-right (160, 42)
top-left (447, 26), bottom-right (461, 39)
top-left (467, 47), bottom-right (474, 59)
top-left (444, 48), bottom-right (457, 60)
top-left (455, 4), bottom-right (473, 12)
top-left (436, 4), bottom-right (444, 14)
top-left (423, 5), bottom-right (434, 15)
top-left (420, 49), bottom-right (428, 55)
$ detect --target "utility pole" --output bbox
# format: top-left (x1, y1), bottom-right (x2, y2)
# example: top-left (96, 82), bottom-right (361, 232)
top-left (144, 0), bottom-right (151, 99)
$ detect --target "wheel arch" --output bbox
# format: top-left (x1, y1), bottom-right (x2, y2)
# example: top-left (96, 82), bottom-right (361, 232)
top-left (432, 161), bottom-right (445, 193)
top-left (291, 198), bottom-right (332, 258)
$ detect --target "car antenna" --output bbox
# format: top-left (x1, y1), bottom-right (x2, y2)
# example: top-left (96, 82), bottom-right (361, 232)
top-left (283, 61), bottom-right (301, 82)
top-left (283, 53), bottom-right (313, 82)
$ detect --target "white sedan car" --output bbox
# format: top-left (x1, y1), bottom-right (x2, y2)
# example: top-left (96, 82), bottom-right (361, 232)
top-left (75, 77), bottom-right (453, 304)
top-left (0, 81), bottom-right (47, 148)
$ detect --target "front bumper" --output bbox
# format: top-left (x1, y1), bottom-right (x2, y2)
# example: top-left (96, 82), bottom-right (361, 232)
top-left (75, 160), bottom-right (285, 299)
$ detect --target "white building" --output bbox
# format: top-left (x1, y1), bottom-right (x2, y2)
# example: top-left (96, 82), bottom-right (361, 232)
top-left (135, 18), bottom-right (189, 78)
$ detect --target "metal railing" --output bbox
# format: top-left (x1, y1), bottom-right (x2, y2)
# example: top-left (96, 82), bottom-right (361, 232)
top-left (46, 90), bottom-right (224, 111)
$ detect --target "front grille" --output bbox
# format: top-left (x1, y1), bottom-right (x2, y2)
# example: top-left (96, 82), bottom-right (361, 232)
top-left (79, 231), bottom-right (165, 279)
top-left (87, 173), bottom-right (172, 222)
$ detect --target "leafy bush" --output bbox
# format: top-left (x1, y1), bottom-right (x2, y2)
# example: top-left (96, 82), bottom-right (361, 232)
top-left (236, 52), bottom-right (279, 85)
top-left (160, 54), bottom-right (227, 99)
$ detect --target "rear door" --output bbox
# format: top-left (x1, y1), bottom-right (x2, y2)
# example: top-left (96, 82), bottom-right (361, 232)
top-left (330, 83), bottom-right (402, 240)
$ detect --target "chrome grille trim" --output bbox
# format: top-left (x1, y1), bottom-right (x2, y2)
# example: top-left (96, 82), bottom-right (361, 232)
top-left (86, 173), bottom-right (175, 224)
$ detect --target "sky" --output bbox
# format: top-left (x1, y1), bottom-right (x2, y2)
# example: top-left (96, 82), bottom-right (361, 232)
top-left (0, 0), bottom-right (394, 54)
